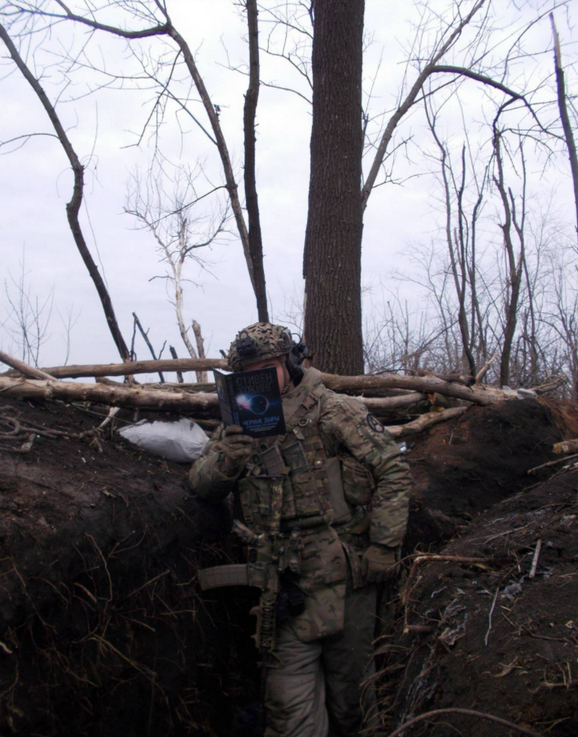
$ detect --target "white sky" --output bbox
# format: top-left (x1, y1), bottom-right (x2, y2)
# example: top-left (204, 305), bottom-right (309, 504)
top-left (0, 0), bottom-right (576, 376)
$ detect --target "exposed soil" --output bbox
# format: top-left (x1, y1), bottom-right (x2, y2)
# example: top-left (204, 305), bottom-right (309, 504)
top-left (376, 398), bottom-right (578, 737)
top-left (0, 397), bottom-right (253, 736)
top-left (1, 394), bottom-right (577, 736)
top-left (378, 466), bottom-right (578, 737)
top-left (405, 398), bottom-right (575, 552)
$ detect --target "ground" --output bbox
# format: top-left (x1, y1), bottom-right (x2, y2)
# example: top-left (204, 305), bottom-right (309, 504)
top-left (378, 466), bottom-right (578, 737)
top-left (377, 399), bottom-right (578, 737)
top-left (0, 397), bottom-right (248, 736)
top-left (0, 394), bottom-right (577, 736)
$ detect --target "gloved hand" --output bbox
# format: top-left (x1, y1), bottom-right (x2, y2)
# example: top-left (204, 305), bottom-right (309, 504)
top-left (361, 545), bottom-right (399, 585)
top-left (219, 425), bottom-right (253, 475)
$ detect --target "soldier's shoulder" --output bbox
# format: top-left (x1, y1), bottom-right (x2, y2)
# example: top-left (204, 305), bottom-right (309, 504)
top-left (319, 385), bottom-right (367, 422)
top-left (319, 384), bottom-right (398, 445)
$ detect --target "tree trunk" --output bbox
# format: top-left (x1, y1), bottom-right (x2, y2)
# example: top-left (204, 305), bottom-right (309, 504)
top-left (551, 14), bottom-right (578, 249)
top-left (303, 0), bottom-right (365, 375)
top-left (243, 0), bottom-right (268, 322)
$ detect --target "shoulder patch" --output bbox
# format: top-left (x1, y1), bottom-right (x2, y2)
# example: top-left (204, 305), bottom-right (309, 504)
top-left (366, 414), bottom-right (384, 433)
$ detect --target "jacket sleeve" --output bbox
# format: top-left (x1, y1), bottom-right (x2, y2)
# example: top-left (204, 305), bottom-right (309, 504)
top-left (320, 393), bottom-right (411, 549)
top-left (188, 425), bottom-right (243, 501)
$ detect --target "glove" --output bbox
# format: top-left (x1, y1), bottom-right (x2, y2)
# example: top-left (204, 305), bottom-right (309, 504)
top-left (361, 545), bottom-right (399, 585)
top-left (219, 425), bottom-right (253, 475)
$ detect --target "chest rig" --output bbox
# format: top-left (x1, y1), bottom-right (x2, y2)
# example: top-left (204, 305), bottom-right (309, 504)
top-left (238, 385), bottom-right (334, 534)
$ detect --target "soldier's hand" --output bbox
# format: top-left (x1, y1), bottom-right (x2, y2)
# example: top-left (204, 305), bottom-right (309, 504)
top-left (220, 425), bottom-right (253, 474)
top-left (361, 545), bottom-right (399, 585)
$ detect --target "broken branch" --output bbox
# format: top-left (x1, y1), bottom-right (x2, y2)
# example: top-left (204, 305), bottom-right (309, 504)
top-left (0, 349), bottom-right (56, 381)
top-left (553, 439), bottom-right (578, 455)
top-left (529, 539), bottom-right (542, 579)
top-left (383, 407), bottom-right (467, 437)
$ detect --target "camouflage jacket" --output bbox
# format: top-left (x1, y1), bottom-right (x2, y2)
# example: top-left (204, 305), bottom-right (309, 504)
top-left (189, 368), bottom-right (411, 641)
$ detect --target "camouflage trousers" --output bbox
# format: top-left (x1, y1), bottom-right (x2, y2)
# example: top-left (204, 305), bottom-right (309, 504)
top-left (264, 582), bottom-right (378, 737)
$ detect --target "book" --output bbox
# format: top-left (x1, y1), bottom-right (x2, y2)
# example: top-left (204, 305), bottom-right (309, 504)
top-left (213, 367), bottom-right (286, 438)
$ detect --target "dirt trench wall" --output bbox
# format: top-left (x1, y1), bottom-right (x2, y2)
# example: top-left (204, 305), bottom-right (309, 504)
top-left (405, 398), bottom-right (572, 552)
top-left (0, 398), bottom-right (247, 737)
top-left (380, 468), bottom-right (578, 737)
top-left (2, 395), bottom-right (577, 736)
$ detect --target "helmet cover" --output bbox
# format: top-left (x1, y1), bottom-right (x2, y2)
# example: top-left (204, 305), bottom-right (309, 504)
top-left (228, 322), bottom-right (294, 372)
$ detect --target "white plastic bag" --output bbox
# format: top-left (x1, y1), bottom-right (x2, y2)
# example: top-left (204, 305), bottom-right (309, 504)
top-left (119, 418), bottom-right (208, 463)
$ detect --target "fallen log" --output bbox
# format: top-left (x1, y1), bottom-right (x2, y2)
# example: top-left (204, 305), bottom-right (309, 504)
top-left (97, 377), bottom-right (219, 394)
top-left (364, 392), bottom-right (426, 413)
top-left (140, 381), bottom-right (424, 400)
top-left (553, 438), bottom-right (578, 455)
top-left (0, 377), bottom-right (430, 415)
top-left (415, 368), bottom-right (474, 386)
top-left (532, 375), bottom-right (567, 395)
top-left (384, 407), bottom-right (468, 438)
top-left (117, 382), bottom-right (427, 408)
top-left (2, 358), bottom-right (521, 405)
top-left (321, 372), bottom-right (515, 405)
top-left (0, 349), bottom-right (56, 381)
top-left (0, 376), bottom-right (220, 413)
top-left (2, 357), bottom-right (229, 379)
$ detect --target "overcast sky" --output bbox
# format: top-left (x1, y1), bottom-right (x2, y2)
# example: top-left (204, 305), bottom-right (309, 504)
top-left (0, 0), bottom-right (576, 377)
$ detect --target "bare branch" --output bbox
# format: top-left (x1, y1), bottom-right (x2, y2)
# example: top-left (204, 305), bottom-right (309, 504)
top-left (0, 20), bottom-right (130, 360)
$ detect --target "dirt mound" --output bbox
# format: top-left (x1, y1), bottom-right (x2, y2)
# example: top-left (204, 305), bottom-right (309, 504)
top-left (405, 398), bottom-right (578, 551)
top-left (0, 396), bottom-right (250, 736)
top-left (379, 464), bottom-right (578, 737)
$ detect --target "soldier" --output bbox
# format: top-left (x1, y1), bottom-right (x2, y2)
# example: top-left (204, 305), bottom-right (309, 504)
top-left (189, 322), bottom-right (411, 737)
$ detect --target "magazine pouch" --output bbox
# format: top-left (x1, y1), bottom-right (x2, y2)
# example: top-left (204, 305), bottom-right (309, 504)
top-left (286, 423), bottom-right (332, 519)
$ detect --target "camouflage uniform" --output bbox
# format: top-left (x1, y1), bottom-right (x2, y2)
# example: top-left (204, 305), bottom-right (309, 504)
top-left (189, 366), bottom-right (410, 736)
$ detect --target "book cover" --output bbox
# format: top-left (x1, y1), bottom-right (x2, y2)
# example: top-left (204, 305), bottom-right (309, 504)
top-left (213, 367), bottom-right (286, 438)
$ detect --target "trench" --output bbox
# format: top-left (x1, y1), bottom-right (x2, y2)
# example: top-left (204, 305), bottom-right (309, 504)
top-left (2, 395), bottom-right (577, 735)
top-left (0, 509), bottom-right (263, 736)
top-left (0, 397), bottom-right (267, 737)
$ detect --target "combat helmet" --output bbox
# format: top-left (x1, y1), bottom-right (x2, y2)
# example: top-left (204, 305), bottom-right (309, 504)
top-left (228, 322), bottom-right (294, 372)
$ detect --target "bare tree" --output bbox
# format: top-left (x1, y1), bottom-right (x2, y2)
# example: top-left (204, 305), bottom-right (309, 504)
top-left (244, 0), bottom-right (268, 321)
top-left (125, 161), bottom-right (228, 382)
top-left (424, 101), bottom-right (492, 378)
top-left (364, 289), bottom-right (455, 377)
top-left (491, 126), bottom-right (527, 387)
top-left (0, 20), bottom-right (130, 361)
top-left (3, 254), bottom-right (54, 367)
top-left (6, 0), bottom-right (269, 322)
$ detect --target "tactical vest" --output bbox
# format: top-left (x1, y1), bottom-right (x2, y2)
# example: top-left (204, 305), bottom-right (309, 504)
top-left (238, 385), bottom-right (335, 533)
